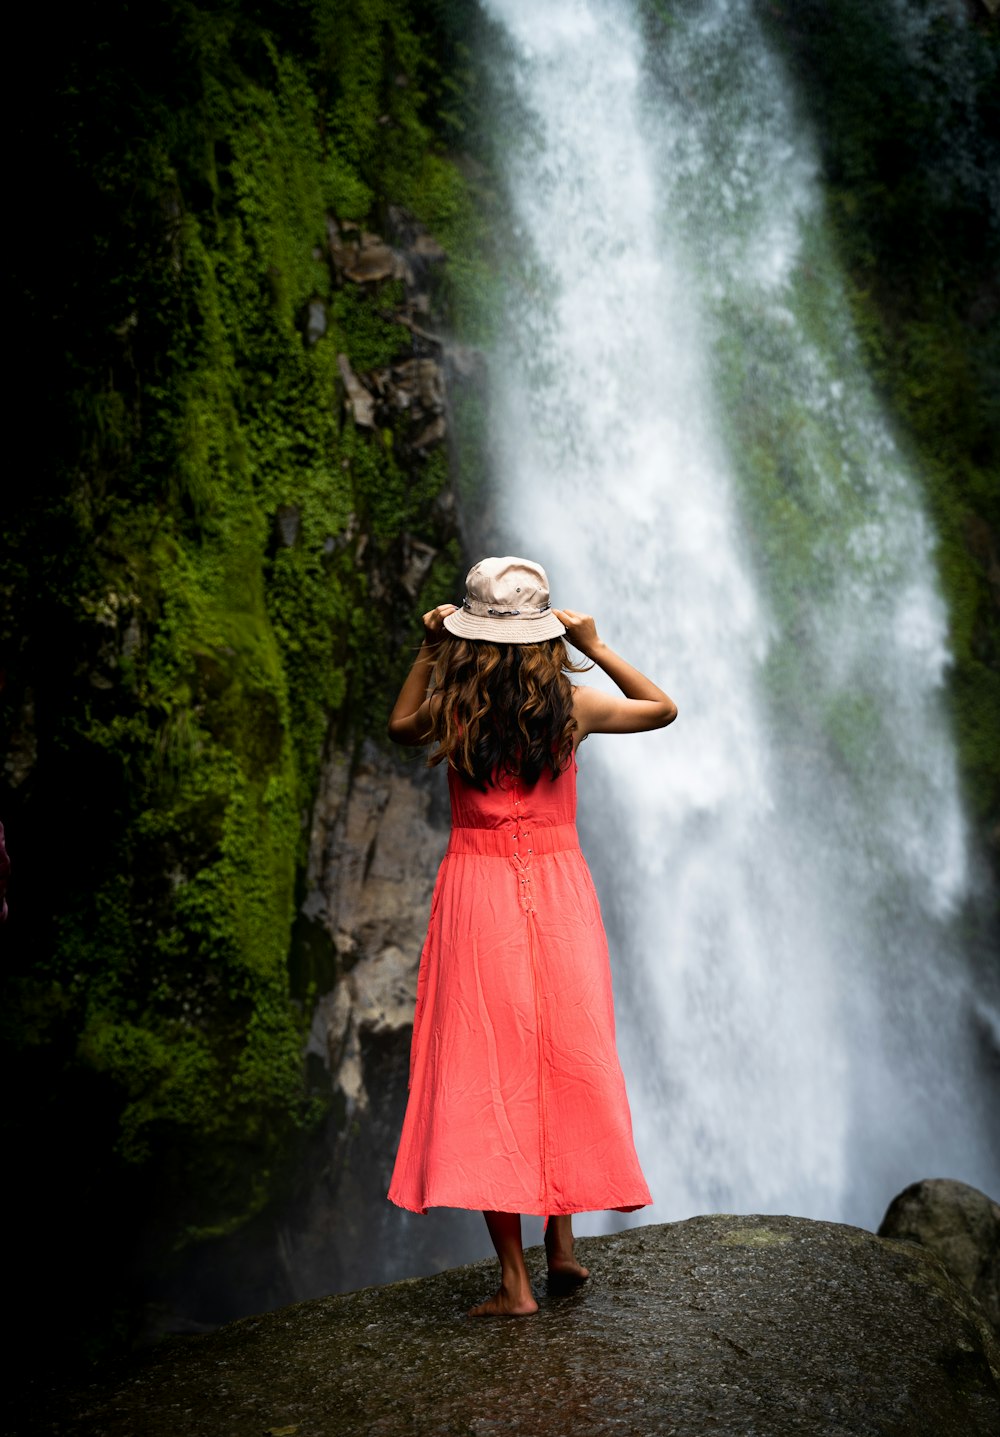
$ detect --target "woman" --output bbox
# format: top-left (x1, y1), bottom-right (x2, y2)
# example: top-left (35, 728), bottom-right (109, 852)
top-left (387, 556), bottom-right (677, 1316)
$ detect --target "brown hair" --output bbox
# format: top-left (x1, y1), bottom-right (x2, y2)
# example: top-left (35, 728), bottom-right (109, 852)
top-left (427, 635), bottom-right (590, 789)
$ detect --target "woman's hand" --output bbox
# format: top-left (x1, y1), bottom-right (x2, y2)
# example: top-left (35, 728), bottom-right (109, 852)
top-left (388, 604), bottom-right (455, 745)
top-left (553, 608), bottom-right (601, 657)
top-left (422, 603), bottom-right (457, 643)
top-left (554, 608), bottom-right (677, 739)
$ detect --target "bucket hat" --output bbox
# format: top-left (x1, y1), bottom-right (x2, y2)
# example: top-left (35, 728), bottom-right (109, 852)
top-left (442, 556), bottom-right (566, 644)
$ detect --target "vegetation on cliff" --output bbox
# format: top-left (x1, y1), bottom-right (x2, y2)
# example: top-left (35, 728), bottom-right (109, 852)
top-left (3, 0), bottom-right (482, 1356)
top-left (760, 0), bottom-right (1000, 863)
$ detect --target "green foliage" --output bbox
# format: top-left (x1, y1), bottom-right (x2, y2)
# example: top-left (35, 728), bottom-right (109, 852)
top-left (759, 0), bottom-right (1000, 854)
top-left (331, 282), bottom-right (411, 369)
top-left (3, 0), bottom-right (477, 1358)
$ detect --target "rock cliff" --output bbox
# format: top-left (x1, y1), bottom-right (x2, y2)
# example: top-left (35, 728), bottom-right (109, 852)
top-left (288, 741), bottom-right (490, 1302)
top-left (149, 744), bottom-right (491, 1331)
top-left (26, 1215), bottom-right (999, 1437)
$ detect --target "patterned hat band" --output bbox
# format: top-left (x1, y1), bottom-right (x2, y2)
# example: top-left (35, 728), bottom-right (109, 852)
top-left (462, 597), bottom-right (552, 619)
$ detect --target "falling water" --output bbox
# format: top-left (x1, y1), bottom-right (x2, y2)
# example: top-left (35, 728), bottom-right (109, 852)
top-left (477, 0), bottom-right (999, 1230)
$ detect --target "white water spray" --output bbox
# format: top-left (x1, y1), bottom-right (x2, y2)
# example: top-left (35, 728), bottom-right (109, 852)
top-left (479, 0), bottom-right (998, 1228)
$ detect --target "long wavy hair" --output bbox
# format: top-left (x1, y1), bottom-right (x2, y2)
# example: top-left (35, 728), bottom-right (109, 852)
top-left (427, 636), bottom-right (590, 789)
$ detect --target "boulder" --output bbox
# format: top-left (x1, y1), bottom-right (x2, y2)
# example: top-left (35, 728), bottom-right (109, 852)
top-left (878, 1178), bottom-right (1000, 1330)
top-left (27, 1215), bottom-right (999, 1436)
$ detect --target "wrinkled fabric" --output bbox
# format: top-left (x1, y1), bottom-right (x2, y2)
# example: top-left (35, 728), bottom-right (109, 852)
top-left (388, 755), bottom-right (652, 1217)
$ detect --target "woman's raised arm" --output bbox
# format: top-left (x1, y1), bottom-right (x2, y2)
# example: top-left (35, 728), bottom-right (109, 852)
top-left (553, 608), bottom-right (677, 739)
top-left (387, 604), bottom-right (456, 746)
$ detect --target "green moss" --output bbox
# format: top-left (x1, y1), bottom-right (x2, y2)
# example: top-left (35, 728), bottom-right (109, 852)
top-left (3, 0), bottom-right (482, 1360)
top-left (718, 1227), bottom-right (793, 1248)
top-left (755, 1), bottom-right (1000, 860)
top-left (331, 283), bottom-right (412, 370)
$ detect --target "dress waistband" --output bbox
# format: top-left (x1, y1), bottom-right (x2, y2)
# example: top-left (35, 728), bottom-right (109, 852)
top-left (446, 822), bottom-right (580, 858)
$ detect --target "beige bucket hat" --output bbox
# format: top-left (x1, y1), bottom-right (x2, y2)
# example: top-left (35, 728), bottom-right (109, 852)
top-left (442, 556), bottom-right (566, 644)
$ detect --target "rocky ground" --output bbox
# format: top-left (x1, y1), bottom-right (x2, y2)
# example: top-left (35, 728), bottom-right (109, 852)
top-left (23, 1212), bottom-right (999, 1436)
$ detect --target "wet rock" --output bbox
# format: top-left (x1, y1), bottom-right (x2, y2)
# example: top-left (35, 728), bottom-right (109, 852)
top-left (127, 750), bottom-right (467, 1336)
top-left (386, 204), bottom-right (449, 266)
top-left (311, 943), bottom-right (416, 1112)
top-left (366, 356), bottom-right (447, 447)
top-left (336, 353), bottom-right (375, 429)
top-left (304, 297), bottom-right (327, 346)
top-left (878, 1177), bottom-right (1000, 1330)
top-left (447, 342), bottom-right (487, 381)
top-left (325, 213), bottom-right (352, 267)
top-left (342, 241), bottom-right (400, 284)
top-left (263, 743), bottom-right (487, 1305)
top-left (82, 588), bottom-right (144, 689)
top-left (121, 613), bottom-right (142, 661)
top-left (399, 536), bottom-right (437, 599)
top-left (31, 1215), bottom-right (1000, 1436)
top-left (327, 218), bottom-right (406, 285)
top-left (274, 504), bottom-right (301, 549)
top-left (304, 744), bottom-right (444, 939)
top-left (387, 356), bottom-right (445, 414)
top-left (326, 213), bottom-right (458, 450)
top-left (412, 230), bottom-right (447, 261)
top-left (302, 742), bottom-right (448, 1108)
top-left (412, 414), bottom-right (447, 450)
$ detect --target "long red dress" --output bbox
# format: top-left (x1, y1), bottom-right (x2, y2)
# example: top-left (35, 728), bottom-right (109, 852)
top-left (388, 752), bottom-right (652, 1216)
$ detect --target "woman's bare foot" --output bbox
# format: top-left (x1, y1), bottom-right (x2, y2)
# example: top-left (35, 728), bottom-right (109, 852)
top-left (547, 1255), bottom-right (590, 1283)
top-left (473, 1211), bottom-right (539, 1316)
top-left (545, 1215), bottom-right (590, 1287)
top-left (468, 1281), bottom-right (539, 1317)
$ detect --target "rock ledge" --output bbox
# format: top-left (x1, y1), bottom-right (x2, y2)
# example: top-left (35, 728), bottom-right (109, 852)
top-left (28, 1215), bottom-right (1000, 1437)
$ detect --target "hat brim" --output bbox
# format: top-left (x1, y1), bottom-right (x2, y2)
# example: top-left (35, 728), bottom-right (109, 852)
top-left (442, 609), bottom-right (566, 644)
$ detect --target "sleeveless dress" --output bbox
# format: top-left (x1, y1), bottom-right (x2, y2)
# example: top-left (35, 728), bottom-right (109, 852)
top-left (388, 753), bottom-right (652, 1217)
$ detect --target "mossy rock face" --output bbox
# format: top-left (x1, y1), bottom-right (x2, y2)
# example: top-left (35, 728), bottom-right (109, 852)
top-left (28, 1214), bottom-right (999, 1437)
top-left (2, 0), bottom-right (486, 1362)
top-left (757, 0), bottom-right (1000, 872)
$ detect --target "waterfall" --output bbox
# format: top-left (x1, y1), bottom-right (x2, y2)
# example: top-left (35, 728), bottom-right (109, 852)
top-left (477, 0), bottom-right (999, 1230)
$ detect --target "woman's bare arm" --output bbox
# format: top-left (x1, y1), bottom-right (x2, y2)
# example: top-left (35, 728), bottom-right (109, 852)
top-left (554, 608), bottom-right (677, 739)
top-left (387, 604), bottom-right (456, 746)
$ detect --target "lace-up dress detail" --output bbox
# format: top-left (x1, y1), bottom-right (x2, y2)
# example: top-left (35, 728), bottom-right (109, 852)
top-left (388, 755), bottom-right (651, 1217)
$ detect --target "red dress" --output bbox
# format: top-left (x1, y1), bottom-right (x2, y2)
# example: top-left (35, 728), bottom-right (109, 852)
top-left (388, 753), bottom-right (652, 1216)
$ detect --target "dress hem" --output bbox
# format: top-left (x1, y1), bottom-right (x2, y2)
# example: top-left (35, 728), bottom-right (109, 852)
top-left (388, 1194), bottom-right (652, 1217)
